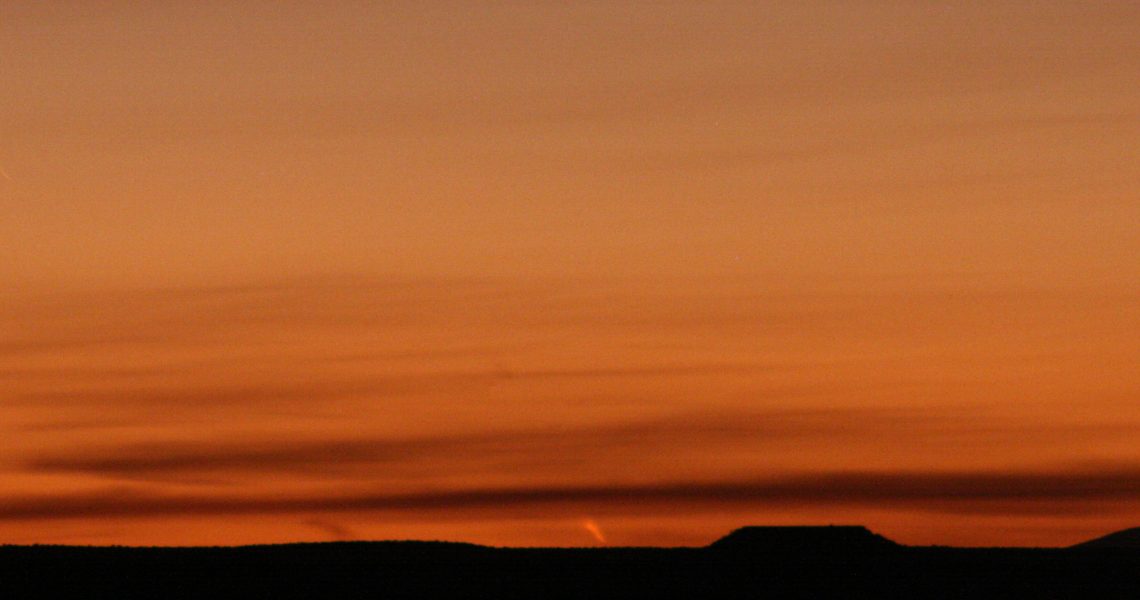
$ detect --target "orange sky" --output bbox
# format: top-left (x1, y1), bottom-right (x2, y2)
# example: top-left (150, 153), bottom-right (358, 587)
top-left (1, 2), bottom-right (1137, 547)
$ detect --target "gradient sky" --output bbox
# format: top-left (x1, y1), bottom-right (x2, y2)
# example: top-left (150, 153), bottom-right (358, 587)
top-left (1, 1), bottom-right (1137, 547)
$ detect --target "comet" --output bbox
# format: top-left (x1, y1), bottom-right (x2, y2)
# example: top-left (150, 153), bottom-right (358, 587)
top-left (582, 518), bottom-right (606, 544)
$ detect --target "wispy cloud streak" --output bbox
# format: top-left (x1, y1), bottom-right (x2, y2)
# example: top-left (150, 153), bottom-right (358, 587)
top-left (4, 467), bottom-right (1140, 521)
top-left (22, 408), bottom-right (982, 479)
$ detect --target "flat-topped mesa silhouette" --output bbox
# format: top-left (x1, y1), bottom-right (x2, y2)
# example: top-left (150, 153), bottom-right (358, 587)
top-left (708, 525), bottom-right (900, 554)
top-left (1072, 527), bottom-right (1140, 550)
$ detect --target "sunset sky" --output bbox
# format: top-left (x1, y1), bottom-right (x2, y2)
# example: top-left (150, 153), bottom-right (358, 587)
top-left (1, 2), bottom-right (1137, 547)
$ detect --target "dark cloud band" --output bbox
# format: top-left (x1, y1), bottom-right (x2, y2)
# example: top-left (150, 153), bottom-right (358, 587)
top-left (3, 467), bottom-right (1139, 521)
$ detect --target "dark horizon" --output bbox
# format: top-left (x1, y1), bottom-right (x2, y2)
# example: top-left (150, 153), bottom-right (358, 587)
top-left (5, 523), bottom-right (1140, 598)
top-left (5, 523), bottom-right (1140, 551)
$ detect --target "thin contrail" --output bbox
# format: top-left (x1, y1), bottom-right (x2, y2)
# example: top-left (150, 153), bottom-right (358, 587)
top-left (0, 166), bottom-right (11, 181)
top-left (582, 518), bottom-right (606, 544)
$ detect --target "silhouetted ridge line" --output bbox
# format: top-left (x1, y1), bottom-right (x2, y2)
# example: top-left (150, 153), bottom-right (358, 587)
top-left (1072, 527), bottom-right (1140, 550)
top-left (4, 526), bottom-right (1140, 599)
top-left (708, 525), bottom-right (899, 553)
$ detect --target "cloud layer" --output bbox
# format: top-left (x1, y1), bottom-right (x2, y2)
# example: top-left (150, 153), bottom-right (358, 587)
top-left (4, 466), bottom-right (1140, 522)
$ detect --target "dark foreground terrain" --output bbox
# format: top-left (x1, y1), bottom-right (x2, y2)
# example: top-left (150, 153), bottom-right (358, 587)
top-left (3, 526), bottom-right (1140, 599)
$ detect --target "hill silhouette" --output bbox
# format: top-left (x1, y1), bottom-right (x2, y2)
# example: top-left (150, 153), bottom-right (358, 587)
top-left (708, 525), bottom-right (899, 554)
top-left (1072, 527), bottom-right (1140, 549)
top-left (3, 525), bottom-right (1140, 598)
